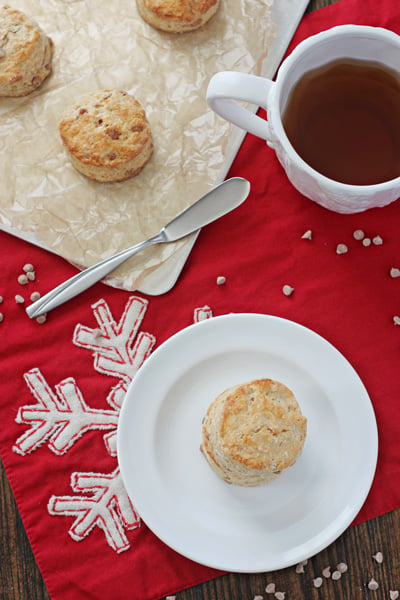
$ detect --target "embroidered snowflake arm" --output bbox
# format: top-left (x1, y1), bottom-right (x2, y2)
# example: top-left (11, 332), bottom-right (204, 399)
top-left (73, 297), bottom-right (156, 381)
top-left (48, 468), bottom-right (140, 553)
top-left (193, 305), bottom-right (213, 322)
top-left (14, 369), bottom-right (119, 456)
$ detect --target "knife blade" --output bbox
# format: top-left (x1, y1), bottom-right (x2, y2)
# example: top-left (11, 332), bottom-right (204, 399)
top-left (26, 177), bottom-right (250, 318)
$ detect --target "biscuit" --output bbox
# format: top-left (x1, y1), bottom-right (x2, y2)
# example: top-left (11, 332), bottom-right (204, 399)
top-left (59, 89), bottom-right (153, 183)
top-left (201, 379), bottom-right (307, 486)
top-left (0, 5), bottom-right (53, 97)
top-left (136, 0), bottom-right (219, 33)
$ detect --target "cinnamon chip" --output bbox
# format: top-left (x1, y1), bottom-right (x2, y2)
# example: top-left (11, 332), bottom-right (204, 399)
top-left (295, 559), bottom-right (308, 573)
top-left (18, 274), bottom-right (29, 285)
top-left (353, 229), bottom-right (364, 240)
top-left (373, 551), bottom-right (383, 563)
top-left (313, 577), bottom-right (323, 588)
top-left (282, 284), bottom-right (294, 296)
top-left (336, 243), bottom-right (348, 254)
top-left (368, 578), bottom-right (379, 591)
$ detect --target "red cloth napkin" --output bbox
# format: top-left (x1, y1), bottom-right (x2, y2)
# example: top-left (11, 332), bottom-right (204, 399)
top-left (1, 0), bottom-right (400, 598)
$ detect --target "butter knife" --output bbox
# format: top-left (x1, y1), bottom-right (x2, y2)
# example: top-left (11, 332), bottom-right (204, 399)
top-left (26, 177), bottom-right (250, 318)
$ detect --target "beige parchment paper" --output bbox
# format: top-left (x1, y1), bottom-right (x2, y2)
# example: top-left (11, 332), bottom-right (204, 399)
top-left (0, 0), bottom-right (275, 292)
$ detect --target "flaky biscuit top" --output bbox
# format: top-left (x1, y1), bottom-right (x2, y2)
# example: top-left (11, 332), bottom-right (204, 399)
top-left (59, 89), bottom-right (152, 168)
top-left (140, 0), bottom-right (218, 22)
top-left (216, 379), bottom-right (307, 471)
top-left (0, 6), bottom-right (52, 87)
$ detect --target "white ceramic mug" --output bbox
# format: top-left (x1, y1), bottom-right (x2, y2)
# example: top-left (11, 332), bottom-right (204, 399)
top-left (206, 25), bottom-right (400, 214)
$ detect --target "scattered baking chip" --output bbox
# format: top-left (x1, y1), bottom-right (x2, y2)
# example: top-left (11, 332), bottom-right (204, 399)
top-left (253, 596), bottom-right (263, 600)
top-left (390, 591), bottom-right (399, 600)
top-left (373, 551), bottom-right (383, 563)
top-left (313, 577), bottom-right (323, 588)
top-left (36, 314), bottom-right (47, 324)
top-left (27, 270), bottom-right (36, 281)
top-left (390, 268), bottom-right (400, 278)
top-left (368, 578), bottom-right (379, 591)
top-left (216, 276), bottom-right (226, 285)
top-left (274, 592), bottom-right (285, 600)
top-left (282, 284), bottom-right (294, 296)
top-left (15, 294), bottom-right (24, 304)
top-left (336, 562), bottom-right (348, 573)
top-left (265, 583), bottom-right (276, 593)
top-left (362, 238), bottom-right (371, 247)
top-left (301, 230), bottom-right (312, 240)
top-left (322, 566), bottom-right (331, 578)
top-left (295, 560), bottom-right (308, 573)
top-left (353, 229), bottom-right (364, 240)
top-left (336, 243), bottom-right (348, 254)
top-left (393, 316), bottom-right (400, 326)
top-left (0, 295), bottom-right (3, 303)
top-left (372, 235), bottom-right (383, 245)
top-left (30, 291), bottom-right (41, 302)
top-left (332, 571), bottom-right (342, 581)
top-left (23, 263), bottom-right (34, 273)
top-left (18, 274), bottom-right (29, 285)
top-left (0, 312), bottom-right (3, 323)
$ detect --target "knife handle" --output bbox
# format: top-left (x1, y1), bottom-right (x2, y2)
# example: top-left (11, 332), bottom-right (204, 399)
top-left (26, 233), bottom-right (163, 319)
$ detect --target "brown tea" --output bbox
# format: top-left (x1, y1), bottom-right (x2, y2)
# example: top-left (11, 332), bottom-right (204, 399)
top-left (282, 59), bottom-right (400, 185)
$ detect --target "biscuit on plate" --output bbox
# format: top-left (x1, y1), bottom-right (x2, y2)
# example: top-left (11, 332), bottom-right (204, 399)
top-left (136, 0), bottom-right (220, 33)
top-left (0, 5), bottom-right (53, 97)
top-left (201, 378), bottom-right (307, 486)
top-left (59, 89), bottom-right (153, 183)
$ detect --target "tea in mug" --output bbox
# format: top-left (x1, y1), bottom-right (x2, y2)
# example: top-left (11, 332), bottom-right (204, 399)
top-left (282, 59), bottom-right (400, 185)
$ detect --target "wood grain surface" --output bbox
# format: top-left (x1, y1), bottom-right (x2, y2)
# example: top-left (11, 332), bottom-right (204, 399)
top-left (4, 2), bottom-right (400, 600)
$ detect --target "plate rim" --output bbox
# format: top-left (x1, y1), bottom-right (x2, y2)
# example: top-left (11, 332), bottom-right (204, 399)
top-left (117, 313), bottom-right (378, 572)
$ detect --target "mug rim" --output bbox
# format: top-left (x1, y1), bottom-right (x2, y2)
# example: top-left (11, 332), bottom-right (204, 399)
top-left (271, 24), bottom-right (400, 191)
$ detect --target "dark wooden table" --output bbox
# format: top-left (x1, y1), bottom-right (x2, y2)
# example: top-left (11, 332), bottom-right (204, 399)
top-left (3, 1), bottom-right (400, 599)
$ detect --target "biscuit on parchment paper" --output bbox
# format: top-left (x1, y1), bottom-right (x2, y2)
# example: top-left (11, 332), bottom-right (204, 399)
top-left (59, 89), bottom-right (153, 183)
top-left (0, 5), bottom-right (53, 97)
top-left (136, 0), bottom-right (220, 33)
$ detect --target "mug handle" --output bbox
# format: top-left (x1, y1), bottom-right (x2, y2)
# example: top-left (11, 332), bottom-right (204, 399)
top-left (206, 71), bottom-right (274, 141)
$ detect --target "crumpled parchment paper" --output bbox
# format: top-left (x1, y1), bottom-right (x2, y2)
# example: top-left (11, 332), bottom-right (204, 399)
top-left (0, 0), bottom-right (275, 292)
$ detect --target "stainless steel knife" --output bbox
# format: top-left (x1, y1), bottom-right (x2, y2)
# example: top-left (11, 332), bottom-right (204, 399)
top-left (26, 177), bottom-right (250, 318)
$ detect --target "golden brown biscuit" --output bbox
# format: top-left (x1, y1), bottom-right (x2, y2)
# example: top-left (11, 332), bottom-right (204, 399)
top-left (59, 89), bottom-right (153, 183)
top-left (136, 0), bottom-right (219, 33)
top-left (0, 5), bottom-right (53, 97)
top-left (201, 378), bottom-right (307, 486)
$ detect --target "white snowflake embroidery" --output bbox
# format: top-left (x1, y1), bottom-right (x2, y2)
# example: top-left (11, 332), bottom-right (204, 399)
top-left (14, 296), bottom-right (155, 553)
top-left (193, 305), bottom-right (213, 322)
top-left (14, 298), bottom-right (214, 553)
top-left (48, 468), bottom-right (139, 553)
top-left (13, 368), bottom-right (119, 456)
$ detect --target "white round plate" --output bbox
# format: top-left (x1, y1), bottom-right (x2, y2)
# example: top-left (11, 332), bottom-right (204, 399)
top-left (117, 313), bottom-right (378, 572)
